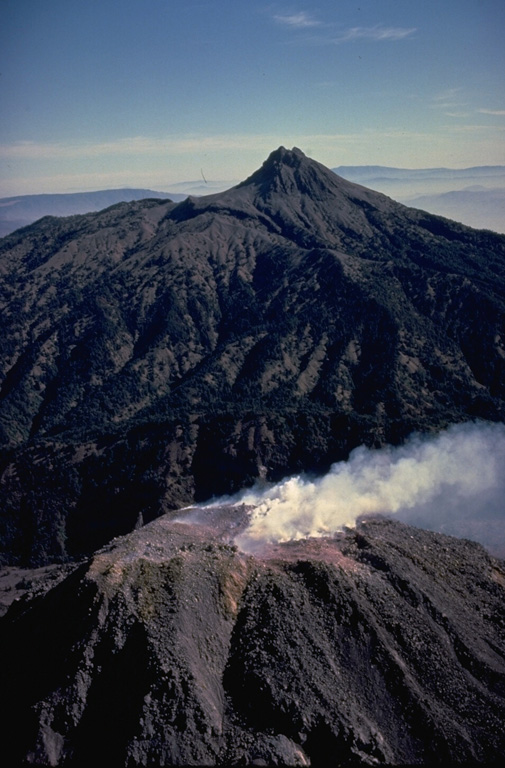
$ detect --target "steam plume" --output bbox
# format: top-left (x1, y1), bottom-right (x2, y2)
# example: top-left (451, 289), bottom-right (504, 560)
top-left (213, 422), bottom-right (505, 554)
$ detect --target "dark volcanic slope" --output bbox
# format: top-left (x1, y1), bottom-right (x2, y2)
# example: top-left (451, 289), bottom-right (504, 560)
top-left (1, 514), bottom-right (504, 766)
top-left (1, 147), bottom-right (505, 565)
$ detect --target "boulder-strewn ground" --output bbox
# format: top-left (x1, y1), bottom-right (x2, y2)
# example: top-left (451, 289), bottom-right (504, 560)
top-left (1, 512), bottom-right (504, 766)
top-left (1, 148), bottom-right (505, 566)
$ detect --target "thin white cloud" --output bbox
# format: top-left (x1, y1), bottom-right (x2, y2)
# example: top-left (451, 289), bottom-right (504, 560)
top-left (441, 123), bottom-right (505, 133)
top-left (0, 132), bottom-right (406, 163)
top-left (431, 88), bottom-right (467, 113)
top-left (2, 128), bottom-right (497, 167)
top-left (0, 135), bottom-right (285, 161)
top-left (274, 11), bottom-right (322, 29)
top-left (271, 12), bottom-right (416, 45)
top-left (334, 25), bottom-right (416, 43)
top-left (478, 109), bottom-right (505, 116)
top-left (434, 88), bottom-right (464, 102)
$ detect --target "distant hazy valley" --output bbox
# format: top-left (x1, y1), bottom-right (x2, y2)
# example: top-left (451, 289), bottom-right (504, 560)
top-left (335, 165), bottom-right (505, 234)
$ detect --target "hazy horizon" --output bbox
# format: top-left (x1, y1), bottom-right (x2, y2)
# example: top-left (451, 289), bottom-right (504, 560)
top-left (1, 157), bottom-right (504, 237)
top-left (2, 157), bottom-right (505, 200)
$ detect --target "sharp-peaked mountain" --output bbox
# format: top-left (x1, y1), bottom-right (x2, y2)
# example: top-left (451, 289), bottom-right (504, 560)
top-left (1, 146), bottom-right (505, 566)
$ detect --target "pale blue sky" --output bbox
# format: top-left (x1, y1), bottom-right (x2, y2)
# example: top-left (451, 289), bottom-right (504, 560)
top-left (1, 0), bottom-right (504, 194)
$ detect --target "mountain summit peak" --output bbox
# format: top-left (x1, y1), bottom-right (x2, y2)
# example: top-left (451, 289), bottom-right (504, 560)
top-left (225, 146), bottom-right (398, 245)
top-left (236, 145), bottom-right (352, 204)
top-left (265, 145), bottom-right (307, 164)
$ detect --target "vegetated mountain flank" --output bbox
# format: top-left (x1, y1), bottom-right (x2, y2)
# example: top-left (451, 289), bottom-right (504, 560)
top-left (1, 512), bottom-right (504, 766)
top-left (1, 146), bottom-right (505, 566)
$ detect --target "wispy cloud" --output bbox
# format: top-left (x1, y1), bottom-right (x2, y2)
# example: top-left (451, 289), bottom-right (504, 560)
top-left (0, 128), bottom-right (492, 166)
top-left (478, 109), bottom-right (505, 116)
top-left (431, 88), bottom-right (468, 115)
top-left (272, 11), bottom-right (416, 44)
top-left (0, 137), bottom-right (168, 160)
top-left (334, 25), bottom-right (417, 43)
top-left (0, 135), bottom-right (280, 161)
top-left (273, 11), bottom-right (322, 29)
top-left (430, 92), bottom-right (505, 121)
top-left (440, 123), bottom-right (504, 134)
top-left (433, 87), bottom-right (464, 105)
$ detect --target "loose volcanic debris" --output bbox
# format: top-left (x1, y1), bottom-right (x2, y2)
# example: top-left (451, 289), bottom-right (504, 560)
top-left (1, 514), bottom-right (504, 766)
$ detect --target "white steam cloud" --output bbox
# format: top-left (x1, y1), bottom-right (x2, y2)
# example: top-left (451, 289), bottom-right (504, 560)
top-left (205, 422), bottom-right (505, 555)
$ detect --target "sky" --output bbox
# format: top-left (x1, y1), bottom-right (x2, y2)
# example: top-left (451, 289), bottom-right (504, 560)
top-left (1, 0), bottom-right (504, 195)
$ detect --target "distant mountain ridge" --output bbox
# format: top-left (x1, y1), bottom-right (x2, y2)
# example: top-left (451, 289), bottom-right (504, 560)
top-left (335, 164), bottom-right (505, 232)
top-left (405, 187), bottom-right (505, 233)
top-left (0, 188), bottom-right (183, 237)
top-left (334, 164), bottom-right (505, 180)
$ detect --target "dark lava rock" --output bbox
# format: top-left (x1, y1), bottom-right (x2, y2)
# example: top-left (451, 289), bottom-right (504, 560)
top-left (1, 513), bottom-right (504, 765)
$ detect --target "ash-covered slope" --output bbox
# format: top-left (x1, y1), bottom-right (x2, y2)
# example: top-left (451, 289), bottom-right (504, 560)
top-left (1, 147), bottom-right (505, 565)
top-left (1, 513), bottom-right (504, 766)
